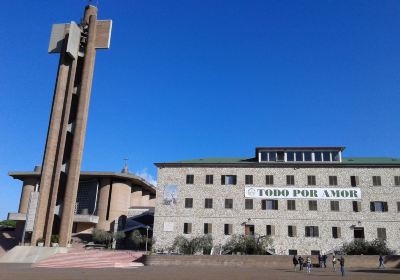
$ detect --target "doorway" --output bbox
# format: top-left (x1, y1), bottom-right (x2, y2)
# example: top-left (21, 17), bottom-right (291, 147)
top-left (245, 225), bottom-right (254, 236)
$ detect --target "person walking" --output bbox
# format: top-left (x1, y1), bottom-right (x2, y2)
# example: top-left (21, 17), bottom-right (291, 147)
top-left (332, 255), bottom-right (337, 272)
top-left (323, 254), bottom-right (327, 268)
top-left (318, 254), bottom-right (323, 268)
top-left (293, 255), bottom-right (299, 271)
top-left (306, 256), bottom-right (312, 274)
top-left (378, 255), bottom-right (385, 269)
top-left (298, 256), bottom-right (304, 271)
top-left (339, 256), bottom-right (345, 277)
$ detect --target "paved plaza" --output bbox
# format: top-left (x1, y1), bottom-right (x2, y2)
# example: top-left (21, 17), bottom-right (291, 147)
top-left (0, 264), bottom-right (398, 280)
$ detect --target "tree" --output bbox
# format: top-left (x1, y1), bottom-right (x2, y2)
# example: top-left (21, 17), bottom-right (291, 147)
top-left (92, 229), bottom-right (125, 248)
top-left (130, 230), bottom-right (146, 248)
top-left (223, 234), bottom-right (273, 255)
top-left (341, 239), bottom-right (394, 255)
top-left (171, 235), bottom-right (213, 255)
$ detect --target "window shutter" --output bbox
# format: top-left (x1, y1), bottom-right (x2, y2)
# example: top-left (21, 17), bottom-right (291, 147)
top-left (338, 227), bottom-right (341, 238)
top-left (293, 226), bottom-right (297, 237)
top-left (271, 225), bottom-right (275, 235)
top-left (383, 202), bottom-right (388, 212)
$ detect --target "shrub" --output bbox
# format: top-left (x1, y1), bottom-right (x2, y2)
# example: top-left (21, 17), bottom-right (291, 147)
top-left (51, 234), bottom-right (59, 243)
top-left (92, 229), bottom-right (125, 248)
top-left (223, 234), bottom-right (273, 255)
top-left (0, 220), bottom-right (16, 228)
top-left (130, 230), bottom-right (146, 247)
top-left (341, 239), bottom-right (394, 255)
top-left (171, 235), bottom-right (213, 255)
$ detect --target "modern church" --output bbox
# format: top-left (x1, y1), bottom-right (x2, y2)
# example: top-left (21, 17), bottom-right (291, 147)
top-left (153, 147), bottom-right (400, 255)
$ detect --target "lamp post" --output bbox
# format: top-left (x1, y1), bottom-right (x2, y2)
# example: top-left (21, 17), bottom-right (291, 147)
top-left (145, 225), bottom-right (150, 254)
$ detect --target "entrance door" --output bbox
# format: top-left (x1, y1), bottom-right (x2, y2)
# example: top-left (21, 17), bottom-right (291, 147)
top-left (353, 227), bottom-right (365, 240)
top-left (245, 225), bottom-right (255, 236)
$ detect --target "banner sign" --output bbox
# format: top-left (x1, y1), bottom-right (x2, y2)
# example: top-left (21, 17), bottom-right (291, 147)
top-left (245, 187), bottom-right (361, 200)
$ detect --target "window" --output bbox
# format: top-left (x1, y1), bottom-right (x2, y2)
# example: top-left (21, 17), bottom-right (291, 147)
top-left (308, 200), bottom-right (318, 211)
top-left (287, 152), bottom-right (295, 162)
top-left (305, 226), bottom-right (319, 237)
top-left (245, 175), bottom-right (253, 185)
top-left (205, 175), bottom-right (213, 185)
top-left (332, 227), bottom-right (341, 238)
top-left (205, 198), bottom-right (213, 209)
top-left (307, 175), bottom-right (316, 186)
top-left (186, 174), bottom-right (194, 184)
top-left (330, 201), bottom-right (340, 212)
top-left (295, 152), bottom-right (303, 162)
top-left (395, 176), bottom-right (400, 186)
top-left (204, 223), bottom-right (212, 234)
top-left (397, 202), bottom-right (400, 212)
top-left (288, 249), bottom-right (298, 255)
top-left (331, 151), bottom-right (339, 161)
top-left (351, 176), bottom-right (359, 187)
top-left (185, 198), bottom-right (193, 208)
top-left (277, 151), bottom-right (285, 161)
top-left (353, 201), bottom-right (361, 212)
top-left (311, 250), bottom-right (321, 256)
top-left (372, 176), bottom-right (381, 186)
top-left (287, 200), bottom-right (296, 210)
top-left (370, 201), bottom-right (388, 212)
top-left (304, 152), bottom-right (312, 161)
top-left (245, 199), bottom-right (253, 210)
top-left (377, 228), bottom-right (387, 240)
top-left (329, 176), bottom-right (338, 186)
top-left (260, 152), bottom-right (268, 161)
top-left (288, 225), bottom-right (297, 237)
top-left (323, 152), bottom-right (331, 162)
top-left (266, 225), bottom-right (275, 236)
top-left (286, 175), bottom-right (295, 186)
top-left (265, 175), bottom-right (274, 185)
top-left (224, 224), bottom-right (233, 235)
top-left (183, 223), bottom-right (192, 234)
top-left (314, 152), bottom-right (322, 162)
top-left (225, 199), bottom-right (233, 209)
top-left (221, 175), bottom-right (237, 185)
top-left (262, 199), bottom-right (278, 210)
top-left (269, 152), bottom-right (276, 162)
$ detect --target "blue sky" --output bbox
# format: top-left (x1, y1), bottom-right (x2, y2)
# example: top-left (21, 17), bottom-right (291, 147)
top-left (0, 0), bottom-right (399, 220)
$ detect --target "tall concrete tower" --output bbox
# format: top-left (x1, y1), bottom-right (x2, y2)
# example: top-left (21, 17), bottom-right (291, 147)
top-left (30, 5), bottom-right (112, 247)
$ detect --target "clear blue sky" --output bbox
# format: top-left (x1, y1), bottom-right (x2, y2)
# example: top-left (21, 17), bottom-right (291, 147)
top-left (0, 0), bottom-right (399, 220)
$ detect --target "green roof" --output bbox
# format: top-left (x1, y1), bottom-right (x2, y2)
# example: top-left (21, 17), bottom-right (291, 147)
top-left (167, 157), bottom-right (400, 165)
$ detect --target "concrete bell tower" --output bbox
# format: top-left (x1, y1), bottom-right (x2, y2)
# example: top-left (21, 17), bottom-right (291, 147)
top-left (30, 5), bottom-right (112, 247)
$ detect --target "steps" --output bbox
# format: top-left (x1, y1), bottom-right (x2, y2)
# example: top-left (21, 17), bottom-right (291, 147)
top-left (33, 249), bottom-right (144, 268)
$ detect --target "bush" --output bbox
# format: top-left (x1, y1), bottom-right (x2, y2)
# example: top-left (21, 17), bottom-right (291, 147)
top-left (171, 235), bottom-right (213, 255)
top-left (92, 229), bottom-right (126, 248)
top-left (0, 220), bottom-right (16, 228)
top-left (341, 239), bottom-right (394, 255)
top-left (51, 234), bottom-right (59, 243)
top-left (130, 230), bottom-right (146, 247)
top-left (223, 234), bottom-right (273, 255)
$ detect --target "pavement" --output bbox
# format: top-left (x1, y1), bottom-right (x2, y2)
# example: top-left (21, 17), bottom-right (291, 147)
top-left (0, 264), bottom-right (398, 280)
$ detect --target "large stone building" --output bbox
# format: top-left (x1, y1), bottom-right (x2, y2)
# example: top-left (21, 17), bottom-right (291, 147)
top-left (153, 147), bottom-right (400, 255)
top-left (8, 166), bottom-right (156, 244)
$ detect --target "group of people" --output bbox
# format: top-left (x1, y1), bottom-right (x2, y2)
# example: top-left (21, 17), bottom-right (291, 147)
top-left (292, 254), bottom-right (346, 276)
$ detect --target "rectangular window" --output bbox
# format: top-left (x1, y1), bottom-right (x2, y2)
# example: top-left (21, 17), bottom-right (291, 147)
top-left (277, 151), bottom-right (285, 161)
top-left (185, 198), bottom-right (193, 208)
top-left (186, 174), bottom-right (194, 184)
top-left (286, 175), bottom-right (295, 186)
top-left (307, 175), bottom-right (316, 186)
top-left (295, 152), bottom-right (303, 162)
top-left (289, 249), bottom-right (298, 255)
top-left (308, 200), bottom-right (318, 211)
top-left (351, 176), bottom-right (359, 187)
top-left (353, 201), bottom-right (361, 212)
top-left (221, 175), bottom-right (237, 185)
top-left (266, 225), bottom-right (275, 236)
top-left (183, 223), bottom-right (192, 234)
top-left (288, 225), bottom-right (297, 237)
top-left (370, 201), bottom-right (388, 212)
top-left (311, 250), bottom-right (321, 256)
top-left (205, 175), bottom-right (213, 185)
top-left (225, 199), bottom-right (233, 209)
top-left (204, 223), bottom-right (212, 234)
top-left (260, 152), bottom-right (268, 161)
top-left (245, 175), bottom-right (253, 185)
top-left (265, 175), bottom-right (274, 185)
top-left (205, 198), bottom-right (213, 209)
top-left (395, 176), bottom-right (400, 186)
top-left (330, 201), bottom-right (340, 212)
top-left (377, 228), bottom-right (387, 240)
top-left (329, 176), bottom-right (338, 186)
top-left (304, 152), bottom-right (312, 161)
top-left (287, 152), bottom-right (295, 161)
top-left (262, 199), bottom-right (278, 210)
top-left (287, 200), bottom-right (296, 211)
top-left (314, 152), bottom-right (322, 162)
top-left (305, 226), bottom-right (319, 237)
top-left (245, 199), bottom-right (253, 210)
top-left (332, 227), bottom-right (341, 238)
top-left (269, 152), bottom-right (277, 162)
top-left (323, 152), bottom-right (331, 162)
top-left (372, 176), bottom-right (382, 186)
top-left (224, 224), bottom-right (233, 235)
top-left (397, 202), bottom-right (400, 212)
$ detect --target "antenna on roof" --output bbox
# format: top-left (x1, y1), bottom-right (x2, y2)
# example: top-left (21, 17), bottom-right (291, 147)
top-left (122, 157), bottom-right (129, 174)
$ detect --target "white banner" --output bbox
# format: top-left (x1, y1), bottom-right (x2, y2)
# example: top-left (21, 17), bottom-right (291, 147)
top-left (245, 187), bottom-right (361, 200)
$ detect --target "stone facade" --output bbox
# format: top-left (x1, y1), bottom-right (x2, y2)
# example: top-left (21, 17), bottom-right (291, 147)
top-left (154, 157), bottom-right (400, 255)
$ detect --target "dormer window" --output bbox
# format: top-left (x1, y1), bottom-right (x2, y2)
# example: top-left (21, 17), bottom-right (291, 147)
top-left (257, 147), bottom-right (343, 163)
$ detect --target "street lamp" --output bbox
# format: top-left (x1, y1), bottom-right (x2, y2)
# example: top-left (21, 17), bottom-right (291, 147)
top-left (145, 225), bottom-right (150, 254)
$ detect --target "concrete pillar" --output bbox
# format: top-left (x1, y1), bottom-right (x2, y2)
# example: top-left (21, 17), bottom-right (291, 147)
top-left (108, 182), bottom-right (130, 223)
top-left (130, 186), bottom-right (143, 207)
top-left (18, 178), bottom-right (36, 214)
top-left (96, 178), bottom-right (111, 231)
